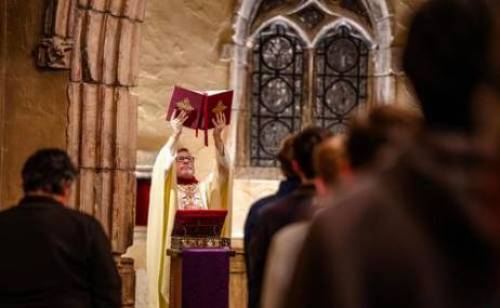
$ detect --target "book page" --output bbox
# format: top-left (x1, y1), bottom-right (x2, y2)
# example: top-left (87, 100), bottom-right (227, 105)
top-left (204, 90), bottom-right (231, 96)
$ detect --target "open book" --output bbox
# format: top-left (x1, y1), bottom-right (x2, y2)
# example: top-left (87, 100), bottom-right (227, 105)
top-left (166, 86), bottom-right (233, 146)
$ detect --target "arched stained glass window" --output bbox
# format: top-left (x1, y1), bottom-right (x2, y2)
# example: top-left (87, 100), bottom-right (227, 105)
top-left (250, 22), bottom-right (306, 167)
top-left (315, 25), bottom-right (369, 133)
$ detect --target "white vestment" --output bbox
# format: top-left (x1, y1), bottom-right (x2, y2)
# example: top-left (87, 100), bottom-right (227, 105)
top-left (146, 141), bottom-right (229, 308)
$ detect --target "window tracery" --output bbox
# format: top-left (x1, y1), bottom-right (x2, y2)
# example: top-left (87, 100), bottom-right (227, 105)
top-left (247, 0), bottom-right (373, 167)
top-left (314, 25), bottom-right (369, 132)
top-left (250, 22), bottom-right (306, 167)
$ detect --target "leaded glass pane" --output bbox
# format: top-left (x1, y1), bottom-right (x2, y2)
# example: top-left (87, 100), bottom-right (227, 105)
top-left (314, 25), bottom-right (369, 133)
top-left (250, 22), bottom-right (305, 167)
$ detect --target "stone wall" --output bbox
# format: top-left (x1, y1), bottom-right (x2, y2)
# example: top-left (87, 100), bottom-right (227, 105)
top-left (0, 0), bottom-right (143, 305)
top-left (0, 0), bottom-right (68, 209)
top-left (134, 0), bottom-right (237, 180)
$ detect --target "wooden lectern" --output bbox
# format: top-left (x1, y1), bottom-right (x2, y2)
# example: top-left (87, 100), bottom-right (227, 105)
top-left (167, 210), bottom-right (233, 308)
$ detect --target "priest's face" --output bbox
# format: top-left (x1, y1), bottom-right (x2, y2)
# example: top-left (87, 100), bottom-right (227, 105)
top-left (176, 149), bottom-right (196, 179)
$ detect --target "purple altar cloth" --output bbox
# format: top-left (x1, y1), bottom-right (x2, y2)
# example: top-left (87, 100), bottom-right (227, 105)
top-left (182, 248), bottom-right (230, 308)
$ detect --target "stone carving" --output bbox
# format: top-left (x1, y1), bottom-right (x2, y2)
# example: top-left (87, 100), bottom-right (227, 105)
top-left (38, 37), bottom-right (74, 69)
top-left (37, 0), bottom-right (76, 69)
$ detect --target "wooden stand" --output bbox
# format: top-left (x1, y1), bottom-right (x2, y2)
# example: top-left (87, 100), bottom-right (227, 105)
top-left (167, 210), bottom-right (232, 308)
top-left (168, 250), bottom-right (183, 308)
top-left (167, 244), bottom-right (235, 308)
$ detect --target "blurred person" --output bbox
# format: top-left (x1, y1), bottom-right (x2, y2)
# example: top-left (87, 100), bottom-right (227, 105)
top-left (283, 1), bottom-right (500, 308)
top-left (262, 106), bottom-right (418, 308)
top-left (247, 126), bottom-right (332, 308)
top-left (313, 135), bottom-right (349, 198)
top-left (0, 149), bottom-right (121, 308)
top-left (261, 134), bottom-right (347, 308)
top-left (244, 134), bottom-right (300, 308)
top-left (346, 104), bottom-right (422, 173)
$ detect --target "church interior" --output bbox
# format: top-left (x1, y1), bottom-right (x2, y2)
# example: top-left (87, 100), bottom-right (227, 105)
top-left (2, 0), bottom-right (499, 307)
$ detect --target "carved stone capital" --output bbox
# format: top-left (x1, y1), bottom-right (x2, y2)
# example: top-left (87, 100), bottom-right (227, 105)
top-left (37, 36), bottom-right (74, 69)
top-left (37, 0), bottom-right (77, 69)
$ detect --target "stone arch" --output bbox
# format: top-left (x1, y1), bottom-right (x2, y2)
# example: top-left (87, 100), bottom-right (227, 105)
top-left (232, 0), bottom-right (393, 103)
top-left (228, 0), bottom-right (394, 171)
top-left (311, 17), bottom-right (375, 47)
top-left (249, 16), bottom-right (312, 46)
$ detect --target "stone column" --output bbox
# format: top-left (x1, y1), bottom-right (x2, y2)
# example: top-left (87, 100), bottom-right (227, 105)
top-left (67, 0), bottom-right (146, 306)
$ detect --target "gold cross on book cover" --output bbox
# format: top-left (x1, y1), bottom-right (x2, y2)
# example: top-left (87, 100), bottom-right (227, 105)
top-left (176, 98), bottom-right (195, 113)
top-left (212, 101), bottom-right (227, 114)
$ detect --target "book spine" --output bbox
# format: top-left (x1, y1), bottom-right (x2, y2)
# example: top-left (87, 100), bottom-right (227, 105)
top-left (203, 95), bottom-right (209, 146)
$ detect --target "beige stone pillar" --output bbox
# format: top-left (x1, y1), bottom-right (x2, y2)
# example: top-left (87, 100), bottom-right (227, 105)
top-left (66, 0), bottom-right (146, 306)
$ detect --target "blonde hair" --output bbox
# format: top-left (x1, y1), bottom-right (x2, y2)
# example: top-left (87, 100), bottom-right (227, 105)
top-left (313, 135), bottom-right (347, 187)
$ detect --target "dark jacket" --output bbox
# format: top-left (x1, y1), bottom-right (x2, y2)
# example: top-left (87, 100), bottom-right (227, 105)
top-left (248, 183), bottom-right (317, 308)
top-left (0, 196), bottom-right (122, 308)
top-left (244, 178), bottom-right (300, 308)
top-left (244, 178), bottom-right (300, 263)
top-left (283, 133), bottom-right (500, 308)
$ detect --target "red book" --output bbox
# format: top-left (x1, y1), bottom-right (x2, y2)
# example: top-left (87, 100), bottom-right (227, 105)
top-left (166, 86), bottom-right (233, 146)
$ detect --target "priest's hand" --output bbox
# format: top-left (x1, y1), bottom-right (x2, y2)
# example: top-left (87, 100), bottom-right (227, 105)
top-left (164, 110), bottom-right (189, 155)
top-left (170, 109), bottom-right (189, 137)
top-left (212, 112), bottom-right (226, 154)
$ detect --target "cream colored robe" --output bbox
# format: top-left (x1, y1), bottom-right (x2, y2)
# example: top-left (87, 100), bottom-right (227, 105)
top-left (146, 141), bottom-right (229, 308)
top-left (261, 222), bottom-right (310, 308)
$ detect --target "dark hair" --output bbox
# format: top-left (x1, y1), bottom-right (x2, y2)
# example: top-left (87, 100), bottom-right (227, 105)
top-left (278, 134), bottom-right (297, 179)
top-left (293, 126), bottom-right (333, 179)
top-left (22, 149), bottom-right (78, 195)
top-left (347, 106), bottom-right (421, 170)
top-left (402, 0), bottom-right (495, 132)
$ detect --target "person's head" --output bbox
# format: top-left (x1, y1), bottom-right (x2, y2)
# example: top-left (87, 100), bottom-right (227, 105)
top-left (175, 148), bottom-right (196, 180)
top-left (278, 134), bottom-right (298, 180)
top-left (292, 126), bottom-right (333, 181)
top-left (347, 105), bottom-right (422, 172)
top-left (403, 0), bottom-right (500, 133)
top-left (313, 135), bottom-right (348, 196)
top-left (22, 149), bottom-right (78, 204)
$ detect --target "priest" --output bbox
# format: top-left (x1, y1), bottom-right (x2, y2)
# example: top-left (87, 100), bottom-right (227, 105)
top-left (146, 110), bottom-right (230, 308)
